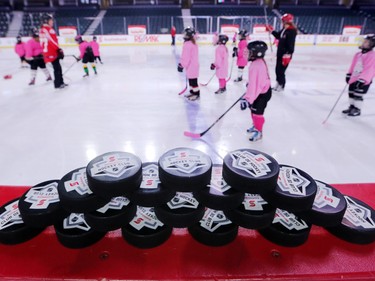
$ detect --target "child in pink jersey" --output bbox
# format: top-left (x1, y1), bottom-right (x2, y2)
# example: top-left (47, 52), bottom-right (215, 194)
top-left (211, 34), bottom-right (229, 94)
top-left (75, 35), bottom-right (97, 77)
top-left (342, 34), bottom-right (375, 117)
top-left (178, 27), bottom-right (200, 101)
top-left (91, 36), bottom-right (103, 64)
top-left (14, 35), bottom-right (28, 68)
top-left (233, 29), bottom-right (249, 82)
top-left (241, 40), bottom-right (272, 142)
top-left (25, 29), bottom-right (52, 85)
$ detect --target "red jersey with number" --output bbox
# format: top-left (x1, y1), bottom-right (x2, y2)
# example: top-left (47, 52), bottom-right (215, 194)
top-left (39, 24), bottom-right (60, 63)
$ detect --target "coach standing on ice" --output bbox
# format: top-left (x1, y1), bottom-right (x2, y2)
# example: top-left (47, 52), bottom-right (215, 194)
top-left (267, 13), bottom-right (297, 92)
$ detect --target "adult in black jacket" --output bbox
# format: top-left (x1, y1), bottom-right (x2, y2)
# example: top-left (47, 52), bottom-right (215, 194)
top-left (268, 13), bottom-right (297, 92)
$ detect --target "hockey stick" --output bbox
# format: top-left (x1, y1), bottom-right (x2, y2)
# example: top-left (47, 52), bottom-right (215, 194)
top-left (322, 84), bottom-right (348, 125)
top-left (178, 77), bottom-right (188, 95)
top-left (63, 60), bottom-right (78, 76)
top-left (184, 93), bottom-right (246, 138)
top-left (226, 56), bottom-right (235, 82)
top-left (264, 6), bottom-right (274, 53)
top-left (200, 73), bottom-right (216, 86)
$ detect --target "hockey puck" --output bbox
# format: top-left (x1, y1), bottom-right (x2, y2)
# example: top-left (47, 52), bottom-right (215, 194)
top-left (3, 74), bottom-right (12, 80)
top-left (0, 198), bottom-right (45, 245)
top-left (188, 209), bottom-right (238, 247)
top-left (58, 167), bottom-right (109, 213)
top-left (262, 165), bottom-right (317, 212)
top-left (158, 147), bottom-right (212, 192)
top-left (154, 192), bottom-right (205, 228)
top-left (122, 206), bottom-right (172, 249)
top-left (127, 163), bottom-right (175, 207)
top-left (84, 196), bottom-right (137, 232)
top-left (18, 180), bottom-right (68, 228)
top-left (258, 208), bottom-right (312, 247)
top-left (222, 149), bottom-right (279, 196)
top-left (325, 196), bottom-right (375, 244)
top-left (224, 193), bottom-right (276, 229)
top-left (54, 213), bottom-right (106, 249)
top-left (194, 164), bottom-right (244, 210)
top-left (86, 151), bottom-right (143, 199)
top-left (297, 180), bottom-right (347, 227)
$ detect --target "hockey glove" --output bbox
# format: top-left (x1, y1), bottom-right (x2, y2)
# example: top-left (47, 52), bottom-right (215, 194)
top-left (210, 63), bottom-right (216, 70)
top-left (282, 54), bottom-right (292, 66)
top-left (177, 63), bottom-right (183, 72)
top-left (265, 25), bottom-right (274, 32)
top-left (58, 48), bottom-right (64, 60)
top-left (232, 47), bottom-right (238, 58)
top-left (74, 55), bottom-right (81, 62)
top-left (346, 73), bottom-right (351, 84)
top-left (355, 79), bottom-right (366, 92)
top-left (240, 98), bottom-right (250, 111)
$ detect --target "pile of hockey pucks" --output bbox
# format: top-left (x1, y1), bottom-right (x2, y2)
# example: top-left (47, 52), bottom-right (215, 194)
top-left (0, 148), bottom-right (374, 249)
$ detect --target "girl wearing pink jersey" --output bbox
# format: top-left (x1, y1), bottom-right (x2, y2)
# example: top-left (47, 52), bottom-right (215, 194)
top-left (233, 29), bottom-right (249, 82)
top-left (75, 35), bottom-right (97, 77)
top-left (14, 36), bottom-right (28, 68)
top-left (91, 36), bottom-right (103, 64)
top-left (342, 34), bottom-right (375, 117)
top-left (177, 27), bottom-right (200, 101)
top-left (25, 30), bottom-right (52, 85)
top-left (211, 34), bottom-right (229, 94)
top-left (241, 41), bottom-right (272, 142)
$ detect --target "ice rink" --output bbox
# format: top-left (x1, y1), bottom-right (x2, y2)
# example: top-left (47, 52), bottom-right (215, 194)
top-left (0, 43), bottom-right (374, 186)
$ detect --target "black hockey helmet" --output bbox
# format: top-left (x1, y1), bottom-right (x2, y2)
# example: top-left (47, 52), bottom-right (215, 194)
top-left (16, 35), bottom-right (21, 42)
top-left (218, 34), bottom-right (229, 45)
top-left (75, 35), bottom-right (83, 43)
top-left (93, 36), bottom-right (97, 41)
top-left (41, 13), bottom-right (53, 24)
top-left (238, 29), bottom-right (248, 39)
top-left (183, 26), bottom-right (196, 41)
top-left (361, 34), bottom-right (375, 52)
top-left (247, 40), bottom-right (268, 61)
top-left (31, 27), bottom-right (39, 38)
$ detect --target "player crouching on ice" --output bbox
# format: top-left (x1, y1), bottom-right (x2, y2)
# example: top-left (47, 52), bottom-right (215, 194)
top-left (211, 34), bottom-right (229, 94)
top-left (74, 35), bottom-right (97, 77)
top-left (342, 34), bottom-right (375, 117)
top-left (177, 27), bottom-right (200, 101)
top-left (232, 29), bottom-right (249, 82)
top-left (241, 41), bottom-right (272, 142)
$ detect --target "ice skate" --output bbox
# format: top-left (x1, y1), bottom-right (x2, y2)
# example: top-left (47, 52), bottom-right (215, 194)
top-left (342, 105), bottom-right (354, 114)
top-left (186, 93), bottom-right (200, 101)
top-left (28, 78), bottom-right (35, 85)
top-left (215, 88), bottom-right (226, 94)
top-left (348, 106), bottom-right (361, 117)
top-left (249, 130), bottom-right (262, 142)
top-left (234, 77), bottom-right (242, 82)
top-left (46, 76), bottom-right (52, 81)
top-left (246, 126), bottom-right (256, 133)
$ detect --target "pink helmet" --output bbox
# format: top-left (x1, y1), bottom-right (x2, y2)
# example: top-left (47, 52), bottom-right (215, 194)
top-left (281, 13), bottom-right (294, 23)
top-left (74, 35), bottom-right (82, 43)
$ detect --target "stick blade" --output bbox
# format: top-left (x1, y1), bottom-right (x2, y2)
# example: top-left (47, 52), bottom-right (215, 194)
top-left (178, 87), bottom-right (187, 95)
top-left (184, 131), bottom-right (201, 138)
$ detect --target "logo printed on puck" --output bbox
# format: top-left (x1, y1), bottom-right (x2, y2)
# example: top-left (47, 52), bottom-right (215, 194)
top-left (314, 182), bottom-right (340, 209)
top-left (63, 213), bottom-right (91, 231)
top-left (96, 196), bottom-right (130, 214)
top-left (243, 194), bottom-right (268, 211)
top-left (200, 209), bottom-right (232, 232)
top-left (278, 167), bottom-right (311, 196)
top-left (342, 196), bottom-right (375, 229)
top-left (273, 209), bottom-right (309, 231)
top-left (90, 153), bottom-right (137, 179)
top-left (167, 193), bottom-right (199, 210)
top-left (208, 166), bottom-right (231, 193)
top-left (140, 164), bottom-right (160, 189)
top-left (130, 206), bottom-right (164, 230)
top-left (64, 169), bottom-right (92, 195)
top-left (230, 151), bottom-right (272, 177)
top-left (24, 182), bottom-right (59, 209)
top-left (161, 150), bottom-right (209, 174)
top-left (0, 201), bottom-right (23, 230)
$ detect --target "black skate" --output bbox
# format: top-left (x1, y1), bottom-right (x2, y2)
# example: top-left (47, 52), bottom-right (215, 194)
top-left (342, 105), bottom-right (355, 114)
top-left (348, 106), bottom-right (361, 117)
top-left (215, 88), bottom-right (226, 94)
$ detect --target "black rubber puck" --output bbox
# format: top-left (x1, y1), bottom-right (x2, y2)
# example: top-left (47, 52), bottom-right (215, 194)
top-left (122, 206), bottom-right (172, 249)
top-left (297, 180), bottom-right (347, 227)
top-left (325, 196), bottom-right (375, 245)
top-left (127, 163), bottom-right (176, 207)
top-left (262, 165), bottom-right (317, 212)
top-left (86, 151), bottom-right (143, 199)
top-left (258, 208), bottom-right (312, 247)
top-left (84, 196), bottom-right (137, 232)
top-left (18, 180), bottom-right (68, 228)
top-left (54, 213), bottom-right (106, 249)
top-left (154, 192), bottom-right (205, 228)
top-left (0, 198), bottom-right (45, 245)
top-left (158, 147), bottom-right (212, 192)
top-left (58, 167), bottom-right (109, 213)
top-left (224, 193), bottom-right (276, 229)
top-left (194, 164), bottom-right (244, 211)
top-left (188, 209), bottom-right (238, 246)
top-left (222, 149), bottom-right (279, 196)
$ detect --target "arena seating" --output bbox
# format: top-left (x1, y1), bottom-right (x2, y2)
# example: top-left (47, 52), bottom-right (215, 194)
top-left (0, 11), bottom-right (10, 37)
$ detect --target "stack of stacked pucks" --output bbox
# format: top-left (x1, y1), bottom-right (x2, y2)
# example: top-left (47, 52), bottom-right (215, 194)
top-left (258, 165), bottom-right (317, 247)
top-left (155, 147), bottom-right (212, 228)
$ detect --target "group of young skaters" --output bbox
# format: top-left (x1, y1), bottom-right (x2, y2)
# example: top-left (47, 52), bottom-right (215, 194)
top-left (178, 13), bottom-right (375, 142)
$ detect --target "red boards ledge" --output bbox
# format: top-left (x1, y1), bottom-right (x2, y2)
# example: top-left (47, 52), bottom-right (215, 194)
top-left (0, 184), bottom-right (375, 281)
